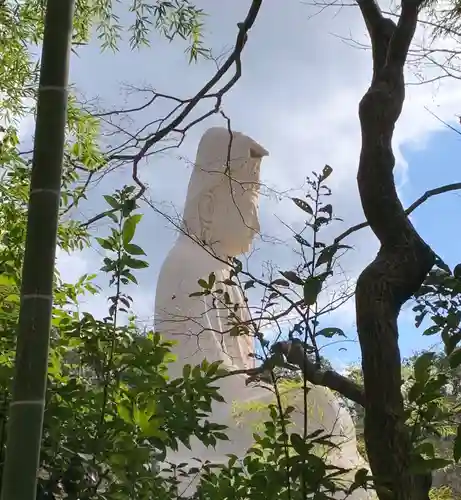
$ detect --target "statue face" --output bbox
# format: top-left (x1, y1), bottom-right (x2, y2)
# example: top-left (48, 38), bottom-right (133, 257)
top-left (211, 183), bottom-right (260, 256)
top-left (182, 128), bottom-right (267, 256)
top-left (198, 158), bottom-right (262, 256)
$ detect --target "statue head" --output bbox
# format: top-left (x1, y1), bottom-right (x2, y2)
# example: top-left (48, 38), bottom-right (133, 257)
top-left (182, 127), bottom-right (269, 257)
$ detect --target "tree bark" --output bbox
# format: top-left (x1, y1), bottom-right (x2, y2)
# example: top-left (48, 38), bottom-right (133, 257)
top-left (0, 2), bottom-right (74, 500)
top-left (355, 1), bottom-right (434, 499)
top-left (274, 340), bottom-right (365, 406)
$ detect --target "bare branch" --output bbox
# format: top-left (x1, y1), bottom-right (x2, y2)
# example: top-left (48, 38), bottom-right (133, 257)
top-left (334, 181), bottom-right (461, 245)
top-left (128, 0), bottom-right (264, 196)
top-left (80, 0), bottom-right (264, 227)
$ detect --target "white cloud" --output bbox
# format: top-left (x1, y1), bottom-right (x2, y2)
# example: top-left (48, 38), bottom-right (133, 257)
top-left (56, 247), bottom-right (90, 283)
top-left (55, 246), bottom-right (114, 319)
top-left (18, 113), bottom-right (35, 146)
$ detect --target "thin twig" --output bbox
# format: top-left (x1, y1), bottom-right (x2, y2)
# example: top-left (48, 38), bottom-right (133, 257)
top-left (334, 181), bottom-right (461, 245)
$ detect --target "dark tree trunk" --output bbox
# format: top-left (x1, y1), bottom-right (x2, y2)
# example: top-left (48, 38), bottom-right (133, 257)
top-left (0, 1), bottom-right (75, 500)
top-left (355, 1), bottom-right (434, 499)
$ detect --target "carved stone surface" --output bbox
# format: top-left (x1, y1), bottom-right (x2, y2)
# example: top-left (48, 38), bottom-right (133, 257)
top-left (154, 127), bottom-right (375, 498)
top-left (155, 127), bottom-right (266, 379)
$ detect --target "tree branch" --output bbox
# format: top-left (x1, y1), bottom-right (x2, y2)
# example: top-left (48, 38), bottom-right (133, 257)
top-left (334, 181), bottom-right (461, 245)
top-left (387, 0), bottom-right (422, 68)
top-left (356, 0), bottom-right (396, 80)
top-left (80, 0), bottom-right (264, 227)
top-left (273, 340), bottom-right (365, 406)
top-left (356, 0), bottom-right (385, 39)
top-left (213, 339), bottom-right (366, 407)
top-left (129, 0), bottom-right (264, 196)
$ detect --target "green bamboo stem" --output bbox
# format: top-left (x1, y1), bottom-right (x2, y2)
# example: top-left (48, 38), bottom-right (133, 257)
top-left (0, 1), bottom-right (75, 499)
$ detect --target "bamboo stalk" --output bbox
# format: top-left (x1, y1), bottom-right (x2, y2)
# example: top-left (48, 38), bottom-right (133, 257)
top-left (0, 1), bottom-right (75, 499)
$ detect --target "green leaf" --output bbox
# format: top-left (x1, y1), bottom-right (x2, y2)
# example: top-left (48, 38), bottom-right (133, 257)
top-left (198, 278), bottom-right (208, 289)
top-left (233, 258), bottom-right (243, 274)
top-left (271, 279), bottom-right (290, 287)
top-left (415, 311), bottom-right (427, 328)
top-left (192, 365), bottom-right (201, 378)
top-left (117, 403), bottom-right (133, 424)
top-left (207, 360), bottom-right (223, 376)
top-left (227, 454), bottom-right (238, 467)
top-left (126, 257), bottom-right (149, 269)
top-left (454, 425), bottom-right (461, 462)
top-left (183, 364), bottom-right (191, 379)
top-left (353, 468), bottom-right (369, 487)
top-left (124, 243), bottom-right (146, 255)
top-left (133, 405), bottom-right (150, 430)
top-left (280, 270), bottom-right (304, 286)
top-left (96, 237), bottom-right (113, 251)
top-left (290, 433), bottom-right (310, 456)
top-left (244, 280), bottom-right (255, 290)
top-left (319, 164), bottom-right (333, 181)
top-left (446, 333), bottom-right (461, 356)
top-left (208, 272), bottom-right (216, 288)
top-left (291, 197), bottom-right (313, 215)
top-left (454, 263), bottom-right (461, 278)
top-left (107, 211), bottom-right (118, 224)
top-left (423, 325), bottom-right (440, 336)
top-left (408, 381), bottom-right (424, 403)
top-left (303, 277), bottom-right (322, 306)
top-left (0, 275), bottom-right (16, 287)
top-left (417, 391), bottom-right (443, 405)
top-left (410, 456), bottom-right (452, 473)
top-left (316, 244), bottom-right (351, 268)
top-left (316, 327), bottom-right (345, 339)
top-left (5, 294), bottom-right (19, 304)
top-left (294, 234), bottom-right (311, 246)
top-left (449, 348), bottom-right (461, 369)
top-left (319, 204), bottom-right (333, 218)
top-left (122, 214), bottom-right (142, 246)
top-left (212, 393), bottom-right (225, 403)
top-left (143, 421), bottom-right (168, 440)
top-left (414, 351), bottom-right (435, 384)
top-left (123, 271), bottom-right (138, 284)
top-left (104, 194), bottom-right (120, 209)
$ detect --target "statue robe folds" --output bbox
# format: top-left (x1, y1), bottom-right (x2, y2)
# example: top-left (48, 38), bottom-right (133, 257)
top-left (154, 127), bottom-right (374, 499)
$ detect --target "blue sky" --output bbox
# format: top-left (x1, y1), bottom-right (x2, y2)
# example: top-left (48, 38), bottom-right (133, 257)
top-left (20, 0), bottom-right (460, 372)
top-left (320, 127), bottom-right (461, 369)
top-left (405, 127), bottom-right (461, 265)
top-left (399, 129), bottom-right (461, 358)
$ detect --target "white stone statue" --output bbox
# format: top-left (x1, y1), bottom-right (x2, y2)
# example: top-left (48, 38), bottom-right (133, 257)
top-left (154, 127), bottom-right (374, 498)
top-left (155, 127), bottom-right (266, 380)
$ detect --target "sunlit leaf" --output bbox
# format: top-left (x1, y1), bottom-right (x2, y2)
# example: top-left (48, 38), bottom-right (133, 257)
top-left (316, 327), bottom-right (346, 339)
top-left (122, 214), bottom-right (142, 247)
top-left (124, 243), bottom-right (146, 255)
top-left (303, 277), bottom-right (322, 306)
